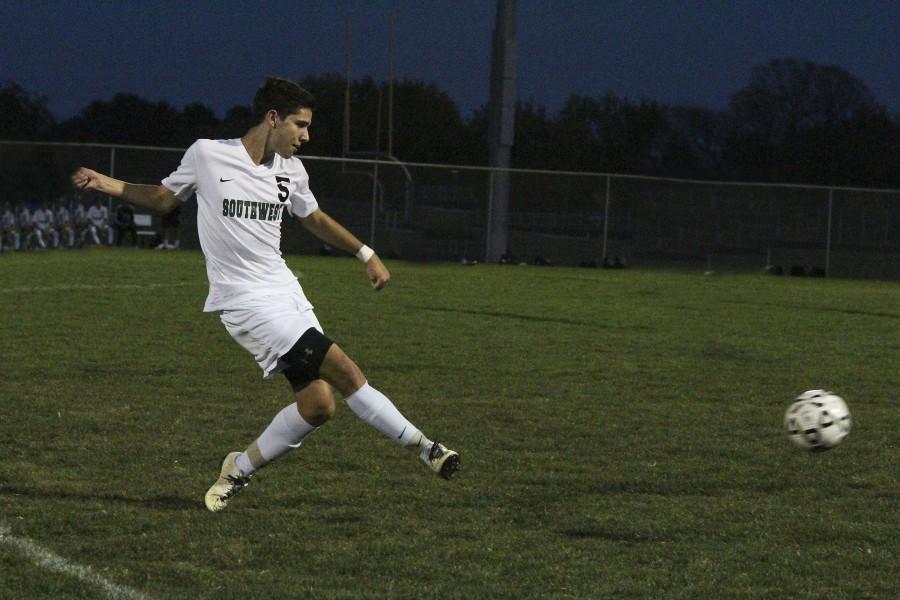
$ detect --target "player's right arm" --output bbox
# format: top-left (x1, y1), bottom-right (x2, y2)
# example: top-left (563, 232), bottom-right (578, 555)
top-left (71, 168), bottom-right (179, 214)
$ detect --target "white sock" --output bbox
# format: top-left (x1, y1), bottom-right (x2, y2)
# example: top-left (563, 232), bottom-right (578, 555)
top-left (235, 403), bottom-right (316, 476)
top-left (345, 382), bottom-right (430, 451)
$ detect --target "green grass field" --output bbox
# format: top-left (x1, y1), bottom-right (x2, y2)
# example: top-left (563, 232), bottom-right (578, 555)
top-left (1, 248), bottom-right (898, 599)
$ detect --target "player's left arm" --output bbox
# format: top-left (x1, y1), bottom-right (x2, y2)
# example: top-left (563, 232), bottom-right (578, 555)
top-left (298, 208), bottom-right (390, 290)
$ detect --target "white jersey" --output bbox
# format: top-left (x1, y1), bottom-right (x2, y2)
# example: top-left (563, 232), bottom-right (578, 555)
top-left (17, 208), bottom-right (31, 228)
top-left (161, 138), bottom-right (319, 312)
top-left (73, 204), bottom-right (86, 224)
top-left (55, 206), bottom-right (71, 227)
top-left (32, 208), bottom-right (53, 231)
top-left (86, 205), bottom-right (108, 227)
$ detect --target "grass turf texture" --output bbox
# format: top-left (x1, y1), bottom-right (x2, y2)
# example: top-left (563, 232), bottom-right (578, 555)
top-left (1, 248), bottom-right (897, 599)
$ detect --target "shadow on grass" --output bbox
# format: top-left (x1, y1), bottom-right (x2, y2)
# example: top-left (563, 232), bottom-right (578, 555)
top-left (561, 526), bottom-right (669, 542)
top-left (407, 305), bottom-right (651, 329)
top-left (721, 299), bottom-right (900, 320)
top-left (0, 484), bottom-right (199, 511)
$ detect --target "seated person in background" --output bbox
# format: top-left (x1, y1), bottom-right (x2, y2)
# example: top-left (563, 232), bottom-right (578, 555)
top-left (156, 203), bottom-right (181, 250)
top-left (17, 203), bottom-right (33, 250)
top-left (1, 202), bottom-right (20, 252)
top-left (30, 201), bottom-right (58, 250)
top-left (54, 199), bottom-right (75, 249)
top-left (72, 199), bottom-right (88, 247)
top-left (114, 202), bottom-right (137, 247)
top-left (83, 196), bottom-right (112, 246)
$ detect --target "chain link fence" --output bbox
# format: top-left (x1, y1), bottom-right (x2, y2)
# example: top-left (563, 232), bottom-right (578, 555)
top-left (2, 140), bottom-right (898, 279)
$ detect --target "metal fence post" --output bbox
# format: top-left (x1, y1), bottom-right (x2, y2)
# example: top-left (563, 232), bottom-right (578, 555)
top-left (825, 188), bottom-right (834, 277)
top-left (369, 88), bottom-right (383, 247)
top-left (370, 160), bottom-right (379, 246)
top-left (602, 175), bottom-right (611, 260)
top-left (108, 147), bottom-right (117, 213)
top-left (485, 170), bottom-right (495, 262)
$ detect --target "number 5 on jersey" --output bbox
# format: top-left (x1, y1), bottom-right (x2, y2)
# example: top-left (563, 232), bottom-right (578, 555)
top-left (276, 176), bottom-right (290, 202)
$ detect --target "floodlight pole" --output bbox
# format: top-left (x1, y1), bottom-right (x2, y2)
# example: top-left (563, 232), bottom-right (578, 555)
top-left (485, 0), bottom-right (518, 262)
top-left (388, 12), bottom-right (396, 157)
top-left (342, 18), bottom-right (352, 164)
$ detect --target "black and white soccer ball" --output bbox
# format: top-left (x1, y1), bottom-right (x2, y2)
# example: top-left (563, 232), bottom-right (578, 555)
top-left (783, 390), bottom-right (851, 451)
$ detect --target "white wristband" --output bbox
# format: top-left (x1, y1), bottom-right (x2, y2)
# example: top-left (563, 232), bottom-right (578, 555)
top-left (355, 245), bottom-right (375, 263)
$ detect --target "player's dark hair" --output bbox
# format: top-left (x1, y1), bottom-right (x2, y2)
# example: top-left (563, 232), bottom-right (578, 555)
top-left (252, 77), bottom-right (316, 121)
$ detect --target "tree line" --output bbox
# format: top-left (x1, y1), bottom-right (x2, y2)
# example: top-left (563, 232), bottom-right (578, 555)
top-left (2, 59), bottom-right (898, 188)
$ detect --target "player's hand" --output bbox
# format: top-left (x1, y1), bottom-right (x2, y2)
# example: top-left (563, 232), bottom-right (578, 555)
top-left (71, 167), bottom-right (113, 195)
top-left (366, 255), bottom-right (391, 290)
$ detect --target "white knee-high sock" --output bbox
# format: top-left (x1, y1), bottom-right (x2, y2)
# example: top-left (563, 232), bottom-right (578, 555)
top-left (235, 403), bottom-right (316, 476)
top-left (345, 382), bottom-right (430, 451)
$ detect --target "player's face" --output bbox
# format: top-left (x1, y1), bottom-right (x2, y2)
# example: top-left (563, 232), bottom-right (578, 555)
top-left (272, 108), bottom-right (312, 158)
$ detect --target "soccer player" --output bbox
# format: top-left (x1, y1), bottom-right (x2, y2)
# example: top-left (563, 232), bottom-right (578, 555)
top-left (72, 77), bottom-right (460, 512)
top-left (84, 197), bottom-right (112, 246)
top-left (30, 201), bottom-right (58, 250)
top-left (154, 203), bottom-right (181, 250)
top-left (1, 202), bottom-right (20, 251)
top-left (72, 199), bottom-right (88, 247)
top-left (16, 203), bottom-right (33, 250)
top-left (54, 199), bottom-right (75, 249)
top-left (114, 202), bottom-right (137, 247)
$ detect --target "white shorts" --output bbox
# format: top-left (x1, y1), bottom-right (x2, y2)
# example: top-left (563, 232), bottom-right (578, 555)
top-left (219, 291), bottom-right (324, 379)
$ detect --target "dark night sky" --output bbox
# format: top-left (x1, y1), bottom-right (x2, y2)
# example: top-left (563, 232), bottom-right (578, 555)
top-left (2, 0), bottom-right (898, 121)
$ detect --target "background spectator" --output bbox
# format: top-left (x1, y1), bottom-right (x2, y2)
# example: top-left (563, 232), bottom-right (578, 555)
top-left (114, 202), bottom-right (137, 247)
top-left (54, 198), bottom-right (75, 248)
top-left (16, 203), bottom-right (32, 250)
top-left (83, 196), bottom-right (112, 246)
top-left (1, 202), bottom-right (20, 251)
top-left (30, 201), bottom-right (57, 249)
top-left (156, 203), bottom-right (181, 250)
top-left (72, 199), bottom-right (88, 247)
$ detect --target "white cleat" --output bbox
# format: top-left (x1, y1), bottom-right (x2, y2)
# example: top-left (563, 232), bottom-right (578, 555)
top-left (204, 452), bottom-right (252, 512)
top-left (422, 441), bottom-right (460, 480)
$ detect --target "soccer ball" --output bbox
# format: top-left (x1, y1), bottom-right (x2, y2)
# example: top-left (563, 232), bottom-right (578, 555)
top-left (783, 390), bottom-right (851, 451)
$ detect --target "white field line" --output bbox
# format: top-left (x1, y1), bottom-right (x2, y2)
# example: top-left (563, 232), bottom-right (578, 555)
top-left (1, 282), bottom-right (198, 294)
top-left (0, 523), bottom-right (152, 600)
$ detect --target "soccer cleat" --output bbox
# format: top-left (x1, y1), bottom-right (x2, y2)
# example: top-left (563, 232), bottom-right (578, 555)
top-left (422, 441), bottom-right (460, 480)
top-left (204, 452), bottom-right (252, 512)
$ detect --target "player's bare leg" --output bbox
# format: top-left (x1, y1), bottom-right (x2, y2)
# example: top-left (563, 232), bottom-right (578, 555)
top-left (239, 380), bottom-right (335, 474)
top-left (205, 343), bottom-right (458, 512)
top-left (205, 382), bottom-right (334, 512)
top-left (320, 344), bottom-right (460, 479)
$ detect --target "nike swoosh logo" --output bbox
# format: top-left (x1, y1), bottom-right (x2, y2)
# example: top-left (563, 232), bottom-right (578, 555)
top-left (220, 177), bottom-right (233, 182)
top-left (397, 426), bottom-right (407, 440)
